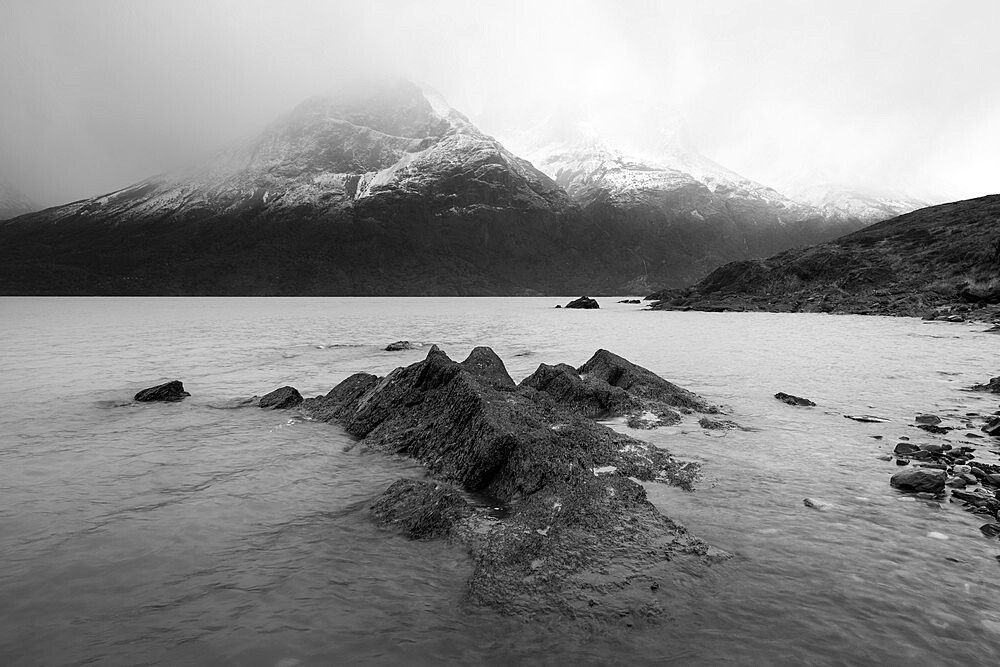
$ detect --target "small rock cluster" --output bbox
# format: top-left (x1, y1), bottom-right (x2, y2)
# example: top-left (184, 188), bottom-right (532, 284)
top-left (883, 410), bottom-right (1000, 540)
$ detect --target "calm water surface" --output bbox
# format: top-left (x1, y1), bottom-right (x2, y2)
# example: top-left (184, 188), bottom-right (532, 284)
top-left (1, 297), bottom-right (999, 666)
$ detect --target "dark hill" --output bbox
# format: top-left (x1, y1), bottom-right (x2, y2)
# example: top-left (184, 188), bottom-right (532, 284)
top-left (648, 195), bottom-right (1000, 319)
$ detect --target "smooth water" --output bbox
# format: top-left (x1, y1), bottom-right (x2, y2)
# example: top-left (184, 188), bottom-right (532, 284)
top-left (1, 297), bottom-right (999, 666)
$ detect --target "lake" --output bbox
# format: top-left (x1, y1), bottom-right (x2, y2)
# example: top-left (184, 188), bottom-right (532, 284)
top-left (1, 297), bottom-right (999, 665)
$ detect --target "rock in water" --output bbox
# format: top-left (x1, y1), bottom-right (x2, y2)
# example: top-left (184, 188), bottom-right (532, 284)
top-left (981, 524), bottom-right (1000, 538)
top-left (890, 468), bottom-right (946, 493)
top-left (971, 377), bottom-right (1000, 393)
top-left (370, 479), bottom-right (472, 540)
top-left (699, 416), bottom-right (740, 430)
top-left (844, 414), bottom-right (891, 423)
top-left (915, 414), bottom-right (942, 425)
top-left (564, 296), bottom-right (600, 309)
top-left (775, 392), bottom-right (816, 406)
top-left (303, 346), bottom-right (728, 620)
top-left (258, 386), bottom-right (303, 409)
top-left (385, 341), bottom-right (420, 351)
top-left (893, 442), bottom-right (921, 456)
top-left (578, 349), bottom-right (714, 412)
top-left (134, 380), bottom-right (190, 402)
top-left (984, 417), bottom-right (1000, 437)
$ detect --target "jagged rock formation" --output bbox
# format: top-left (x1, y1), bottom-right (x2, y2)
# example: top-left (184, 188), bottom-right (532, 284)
top-left (648, 195), bottom-right (1000, 318)
top-left (303, 346), bottom-right (728, 621)
top-left (0, 179), bottom-right (36, 221)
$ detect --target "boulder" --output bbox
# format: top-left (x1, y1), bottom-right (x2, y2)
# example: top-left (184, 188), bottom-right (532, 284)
top-left (890, 468), bottom-right (946, 493)
top-left (915, 414), bottom-right (942, 425)
top-left (774, 392), bottom-right (816, 407)
top-left (981, 524), bottom-right (1000, 538)
top-left (370, 479), bottom-right (472, 540)
top-left (258, 385), bottom-right (303, 409)
top-left (893, 442), bottom-right (921, 456)
top-left (983, 417), bottom-right (1000, 437)
top-left (385, 341), bottom-right (420, 351)
top-left (564, 296), bottom-right (600, 309)
top-left (134, 380), bottom-right (190, 402)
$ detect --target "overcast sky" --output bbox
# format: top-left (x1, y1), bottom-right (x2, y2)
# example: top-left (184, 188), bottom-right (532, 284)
top-left (2, 0), bottom-right (998, 206)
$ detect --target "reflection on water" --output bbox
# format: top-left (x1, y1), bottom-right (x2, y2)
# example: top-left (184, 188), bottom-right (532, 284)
top-left (1, 297), bottom-right (999, 665)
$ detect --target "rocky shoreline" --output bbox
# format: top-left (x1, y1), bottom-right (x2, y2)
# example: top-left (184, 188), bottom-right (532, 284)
top-left (128, 349), bottom-right (1000, 621)
top-left (644, 195), bottom-right (1000, 322)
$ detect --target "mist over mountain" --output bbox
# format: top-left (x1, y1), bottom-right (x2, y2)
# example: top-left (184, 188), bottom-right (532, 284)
top-left (0, 179), bottom-right (36, 221)
top-left (0, 79), bottom-right (991, 295)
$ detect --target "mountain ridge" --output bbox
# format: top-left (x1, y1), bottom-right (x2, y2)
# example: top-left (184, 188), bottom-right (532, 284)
top-left (647, 194), bottom-right (1000, 319)
top-left (0, 79), bottom-right (957, 296)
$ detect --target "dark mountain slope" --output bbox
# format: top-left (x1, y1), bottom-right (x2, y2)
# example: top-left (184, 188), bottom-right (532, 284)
top-left (648, 195), bottom-right (1000, 318)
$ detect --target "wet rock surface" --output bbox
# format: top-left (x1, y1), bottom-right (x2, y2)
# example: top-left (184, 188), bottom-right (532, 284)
top-left (774, 392), bottom-right (816, 406)
top-left (520, 349), bottom-right (716, 428)
top-left (258, 386), bottom-right (303, 409)
top-left (370, 479), bottom-right (473, 540)
top-left (971, 376), bottom-right (1000, 393)
top-left (890, 468), bottom-right (946, 493)
top-left (305, 346), bottom-right (729, 622)
top-left (564, 296), bottom-right (600, 309)
top-left (385, 341), bottom-right (421, 351)
top-left (134, 380), bottom-right (190, 402)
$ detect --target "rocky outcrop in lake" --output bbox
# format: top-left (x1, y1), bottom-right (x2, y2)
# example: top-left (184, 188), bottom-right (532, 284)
top-left (563, 296), bottom-right (599, 309)
top-left (301, 345), bottom-right (728, 621)
top-left (647, 195), bottom-right (1000, 320)
top-left (134, 380), bottom-right (190, 402)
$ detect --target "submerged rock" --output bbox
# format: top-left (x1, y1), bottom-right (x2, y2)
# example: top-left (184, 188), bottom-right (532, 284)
top-left (385, 341), bottom-right (421, 351)
top-left (564, 296), bottom-right (600, 309)
top-left (134, 380), bottom-right (190, 402)
top-left (370, 479), bottom-right (472, 540)
top-left (890, 468), bottom-right (946, 493)
top-left (844, 414), bottom-right (890, 423)
top-left (258, 386), bottom-right (303, 409)
top-left (307, 345), bottom-right (727, 621)
top-left (775, 392), bottom-right (816, 407)
top-left (698, 416), bottom-right (740, 430)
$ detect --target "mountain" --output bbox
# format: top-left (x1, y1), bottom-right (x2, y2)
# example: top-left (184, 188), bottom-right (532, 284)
top-left (0, 179), bottom-right (36, 220)
top-left (779, 176), bottom-right (931, 224)
top-left (0, 81), bottom-right (947, 296)
top-left (647, 195), bottom-right (1000, 319)
top-left (514, 113), bottom-right (872, 285)
top-left (0, 80), bottom-right (621, 295)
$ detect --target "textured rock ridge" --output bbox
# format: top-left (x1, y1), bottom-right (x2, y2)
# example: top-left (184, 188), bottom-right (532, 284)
top-left (305, 346), bottom-right (728, 621)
